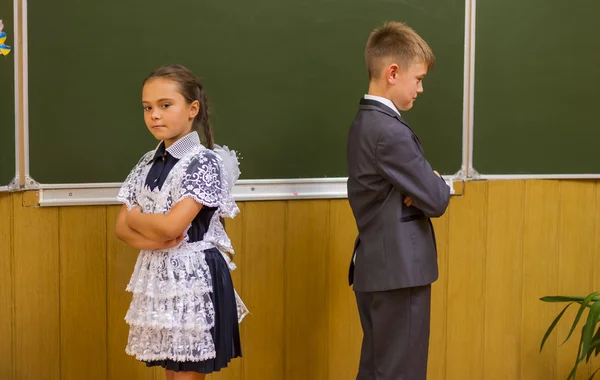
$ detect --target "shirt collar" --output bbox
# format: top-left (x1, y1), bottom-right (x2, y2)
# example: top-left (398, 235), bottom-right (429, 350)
top-left (363, 94), bottom-right (401, 116)
top-left (149, 131), bottom-right (202, 163)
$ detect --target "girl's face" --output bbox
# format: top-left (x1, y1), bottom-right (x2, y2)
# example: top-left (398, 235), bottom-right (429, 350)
top-left (142, 78), bottom-right (199, 147)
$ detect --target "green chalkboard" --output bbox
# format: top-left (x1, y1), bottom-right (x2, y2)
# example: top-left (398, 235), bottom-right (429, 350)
top-left (473, 0), bottom-right (600, 175)
top-left (0, 3), bottom-right (15, 188)
top-left (28, 0), bottom-right (465, 183)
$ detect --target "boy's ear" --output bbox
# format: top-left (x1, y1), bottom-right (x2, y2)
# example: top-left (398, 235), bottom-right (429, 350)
top-left (386, 63), bottom-right (400, 84)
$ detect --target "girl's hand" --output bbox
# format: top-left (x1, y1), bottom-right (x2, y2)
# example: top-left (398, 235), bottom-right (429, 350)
top-left (130, 205), bottom-right (143, 214)
top-left (162, 233), bottom-right (186, 248)
top-left (115, 205), bottom-right (185, 250)
top-left (126, 205), bottom-right (143, 225)
top-left (125, 198), bottom-right (202, 242)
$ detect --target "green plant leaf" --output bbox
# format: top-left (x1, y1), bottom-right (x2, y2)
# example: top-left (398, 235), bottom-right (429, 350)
top-left (541, 296), bottom-right (588, 303)
top-left (541, 303), bottom-right (574, 352)
top-left (595, 326), bottom-right (600, 357)
top-left (563, 292), bottom-right (600, 345)
top-left (587, 326), bottom-right (600, 361)
top-left (587, 339), bottom-right (600, 362)
top-left (581, 302), bottom-right (600, 360)
top-left (589, 367), bottom-right (600, 380)
top-left (568, 328), bottom-right (585, 380)
top-left (542, 295), bottom-right (600, 304)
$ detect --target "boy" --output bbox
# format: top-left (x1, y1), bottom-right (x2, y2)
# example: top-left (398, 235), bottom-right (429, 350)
top-left (346, 21), bottom-right (451, 380)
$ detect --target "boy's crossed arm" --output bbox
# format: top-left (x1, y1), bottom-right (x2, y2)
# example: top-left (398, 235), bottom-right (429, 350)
top-left (403, 170), bottom-right (442, 207)
top-left (376, 125), bottom-right (450, 217)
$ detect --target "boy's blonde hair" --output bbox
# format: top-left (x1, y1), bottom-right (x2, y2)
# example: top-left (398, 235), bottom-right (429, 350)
top-left (365, 21), bottom-right (435, 80)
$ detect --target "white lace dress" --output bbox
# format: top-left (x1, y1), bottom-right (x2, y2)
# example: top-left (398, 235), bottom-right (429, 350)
top-left (117, 144), bottom-right (248, 364)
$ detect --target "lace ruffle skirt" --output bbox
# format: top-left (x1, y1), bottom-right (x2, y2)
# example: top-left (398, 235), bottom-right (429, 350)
top-left (125, 245), bottom-right (245, 373)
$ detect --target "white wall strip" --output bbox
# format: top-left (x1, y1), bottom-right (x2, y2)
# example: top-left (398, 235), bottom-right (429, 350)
top-left (39, 182), bottom-right (124, 189)
top-left (480, 174), bottom-right (600, 180)
top-left (0, 186), bottom-right (8, 192)
top-left (37, 177), bottom-right (456, 207)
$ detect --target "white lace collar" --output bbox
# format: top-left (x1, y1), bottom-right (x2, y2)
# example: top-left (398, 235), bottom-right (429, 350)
top-left (150, 131), bottom-right (202, 161)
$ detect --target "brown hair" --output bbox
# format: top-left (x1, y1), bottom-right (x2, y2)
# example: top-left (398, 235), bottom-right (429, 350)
top-left (144, 64), bottom-right (214, 149)
top-left (365, 21), bottom-right (435, 80)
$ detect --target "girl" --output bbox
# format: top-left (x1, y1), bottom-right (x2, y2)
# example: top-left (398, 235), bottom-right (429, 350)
top-left (115, 64), bottom-right (247, 380)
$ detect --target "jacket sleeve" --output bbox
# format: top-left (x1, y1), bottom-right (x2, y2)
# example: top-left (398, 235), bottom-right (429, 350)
top-left (375, 124), bottom-right (450, 217)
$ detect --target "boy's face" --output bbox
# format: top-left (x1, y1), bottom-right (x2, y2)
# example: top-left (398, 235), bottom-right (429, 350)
top-left (142, 78), bottom-right (199, 147)
top-left (389, 61), bottom-right (428, 111)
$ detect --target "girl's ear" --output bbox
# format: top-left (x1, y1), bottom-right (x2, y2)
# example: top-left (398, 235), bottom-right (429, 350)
top-left (189, 100), bottom-right (200, 119)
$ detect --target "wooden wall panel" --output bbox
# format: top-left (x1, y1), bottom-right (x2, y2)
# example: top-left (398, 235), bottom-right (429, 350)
top-left (285, 200), bottom-right (330, 380)
top-left (520, 180), bottom-right (560, 380)
top-left (59, 206), bottom-right (108, 380)
top-left (556, 181), bottom-right (596, 380)
top-left (446, 181), bottom-right (488, 379)
top-left (327, 200), bottom-right (361, 380)
top-left (0, 193), bottom-right (14, 380)
top-left (13, 193), bottom-right (61, 380)
top-left (3, 180), bottom-right (600, 380)
top-left (241, 201), bottom-right (286, 380)
top-left (483, 180), bottom-right (525, 379)
top-left (428, 204), bottom-right (451, 380)
top-left (106, 205), bottom-right (153, 380)
top-left (212, 202), bottom-right (246, 380)
top-left (593, 185), bottom-right (600, 380)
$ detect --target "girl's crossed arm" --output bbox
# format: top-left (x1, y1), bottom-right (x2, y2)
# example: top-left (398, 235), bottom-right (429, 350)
top-left (125, 198), bottom-right (203, 242)
top-left (115, 205), bottom-right (185, 250)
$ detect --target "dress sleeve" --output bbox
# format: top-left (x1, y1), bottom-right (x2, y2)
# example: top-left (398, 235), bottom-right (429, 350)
top-left (116, 152), bottom-right (153, 210)
top-left (178, 150), bottom-right (240, 218)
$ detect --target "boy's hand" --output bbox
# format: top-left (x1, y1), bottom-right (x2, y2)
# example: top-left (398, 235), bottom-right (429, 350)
top-left (403, 171), bottom-right (441, 207)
